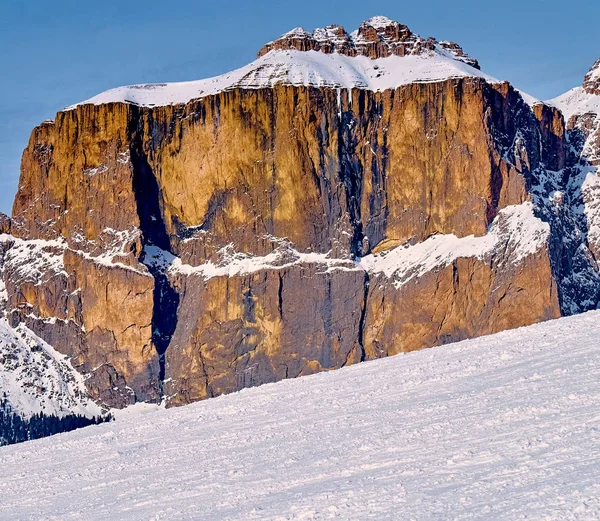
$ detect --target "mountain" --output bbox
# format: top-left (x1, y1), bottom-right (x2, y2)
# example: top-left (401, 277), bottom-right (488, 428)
top-left (1, 310), bottom-right (599, 519)
top-left (0, 16), bottom-right (599, 425)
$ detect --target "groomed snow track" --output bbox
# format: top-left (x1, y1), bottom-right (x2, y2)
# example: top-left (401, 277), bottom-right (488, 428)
top-left (1, 311), bottom-right (599, 520)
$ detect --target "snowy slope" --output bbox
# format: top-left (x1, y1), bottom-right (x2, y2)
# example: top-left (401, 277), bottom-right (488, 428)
top-left (1, 311), bottom-right (599, 520)
top-left (549, 86), bottom-right (600, 123)
top-left (0, 317), bottom-right (103, 419)
top-left (68, 50), bottom-right (498, 109)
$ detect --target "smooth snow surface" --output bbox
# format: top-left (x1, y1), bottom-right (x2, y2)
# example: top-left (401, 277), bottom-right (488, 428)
top-left (2, 311), bottom-right (600, 520)
top-left (69, 49), bottom-right (498, 109)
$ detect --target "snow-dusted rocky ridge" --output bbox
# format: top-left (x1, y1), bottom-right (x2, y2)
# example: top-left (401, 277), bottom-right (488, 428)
top-left (1, 310), bottom-right (599, 520)
top-left (0, 234), bottom-right (108, 445)
top-left (547, 58), bottom-right (600, 264)
top-left (71, 51), bottom-right (497, 109)
top-left (0, 315), bottom-right (108, 446)
top-left (70, 16), bottom-right (496, 109)
top-left (144, 202), bottom-right (550, 288)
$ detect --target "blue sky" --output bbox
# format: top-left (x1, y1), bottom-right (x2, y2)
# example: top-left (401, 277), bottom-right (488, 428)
top-left (1, 0), bottom-right (599, 215)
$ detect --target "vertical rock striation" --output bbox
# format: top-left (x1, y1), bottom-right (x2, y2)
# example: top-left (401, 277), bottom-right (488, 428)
top-left (3, 18), bottom-right (600, 409)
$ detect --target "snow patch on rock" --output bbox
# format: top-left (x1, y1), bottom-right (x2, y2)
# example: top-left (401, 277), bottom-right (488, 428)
top-left (360, 203), bottom-right (549, 287)
top-left (144, 241), bottom-right (358, 280)
top-left (145, 203), bottom-right (548, 287)
top-left (2, 234), bottom-right (67, 284)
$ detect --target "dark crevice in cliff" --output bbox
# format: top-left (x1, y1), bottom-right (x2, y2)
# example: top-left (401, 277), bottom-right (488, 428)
top-left (365, 106), bottom-right (389, 250)
top-left (129, 121), bottom-right (170, 251)
top-left (357, 272), bottom-right (370, 363)
top-left (337, 95), bottom-right (365, 257)
top-left (197, 346), bottom-right (214, 399)
top-left (129, 111), bottom-right (180, 390)
top-left (277, 272), bottom-right (284, 320)
top-left (149, 273), bottom-right (180, 383)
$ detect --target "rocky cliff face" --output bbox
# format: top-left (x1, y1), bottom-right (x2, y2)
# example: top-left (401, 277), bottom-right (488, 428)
top-left (549, 58), bottom-right (600, 275)
top-left (583, 59), bottom-right (600, 96)
top-left (3, 18), bottom-right (600, 410)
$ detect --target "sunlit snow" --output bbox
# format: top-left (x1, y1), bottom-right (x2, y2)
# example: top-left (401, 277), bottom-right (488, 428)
top-left (1, 311), bottom-right (599, 519)
top-left (69, 49), bottom-right (499, 109)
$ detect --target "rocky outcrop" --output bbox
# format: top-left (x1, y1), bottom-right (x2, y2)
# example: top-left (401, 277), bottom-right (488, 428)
top-left (258, 16), bottom-right (479, 68)
top-left (13, 79), bottom-right (539, 261)
top-left (162, 202), bottom-right (562, 406)
top-left (583, 59), bottom-right (600, 96)
top-left (548, 57), bottom-right (600, 269)
top-left (3, 19), bottom-right (600, 410)
top-left (1, 233), bottom-right (160, 408)
top-left (164, 265), bottom-right (367, 405)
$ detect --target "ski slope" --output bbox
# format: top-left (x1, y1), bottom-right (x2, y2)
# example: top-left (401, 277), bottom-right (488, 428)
top-left (1, 311), bottom-right (600, 520)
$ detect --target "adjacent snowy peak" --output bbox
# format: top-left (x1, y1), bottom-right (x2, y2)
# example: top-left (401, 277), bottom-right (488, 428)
top-left (548, 57), bottom-right (600, 169)
top-left (548, 56), bottom-right (600, 122)
top-left (547, 57), bottom-right (600, 259)
top-left (258, 16), bottom-right (480, 69)
top-left (549, 86), bottom-right (600, 124)
top-left (70, 16), bottom-right (491, 109)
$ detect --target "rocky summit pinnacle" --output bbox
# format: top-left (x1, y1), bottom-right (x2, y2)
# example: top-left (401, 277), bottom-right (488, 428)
top-left (583, 58), bottom-right (600, 95)
top-left (257, 16), bottom-right (480, 69)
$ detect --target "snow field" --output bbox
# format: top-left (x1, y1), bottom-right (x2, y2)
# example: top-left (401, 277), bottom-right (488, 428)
top-left (1, 311), bottom-right (599, 520)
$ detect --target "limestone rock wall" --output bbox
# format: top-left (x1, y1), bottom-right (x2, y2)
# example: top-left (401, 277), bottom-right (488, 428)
top-left (5, 77), bottom-right (592, 408)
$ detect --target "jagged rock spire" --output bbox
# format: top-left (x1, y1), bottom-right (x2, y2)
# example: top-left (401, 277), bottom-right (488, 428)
top-left (257, 16), bottom-right (480, 69)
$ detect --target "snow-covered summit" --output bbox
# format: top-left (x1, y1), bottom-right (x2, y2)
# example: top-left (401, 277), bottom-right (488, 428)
top-left (363, 15), bottom-right (396, 29)
top-left (69, 17), bottom-right (495, 110)
top-left (70, 51), bottom-right (496, 109)
top-left (548, 57), bottom-right (600, 121)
